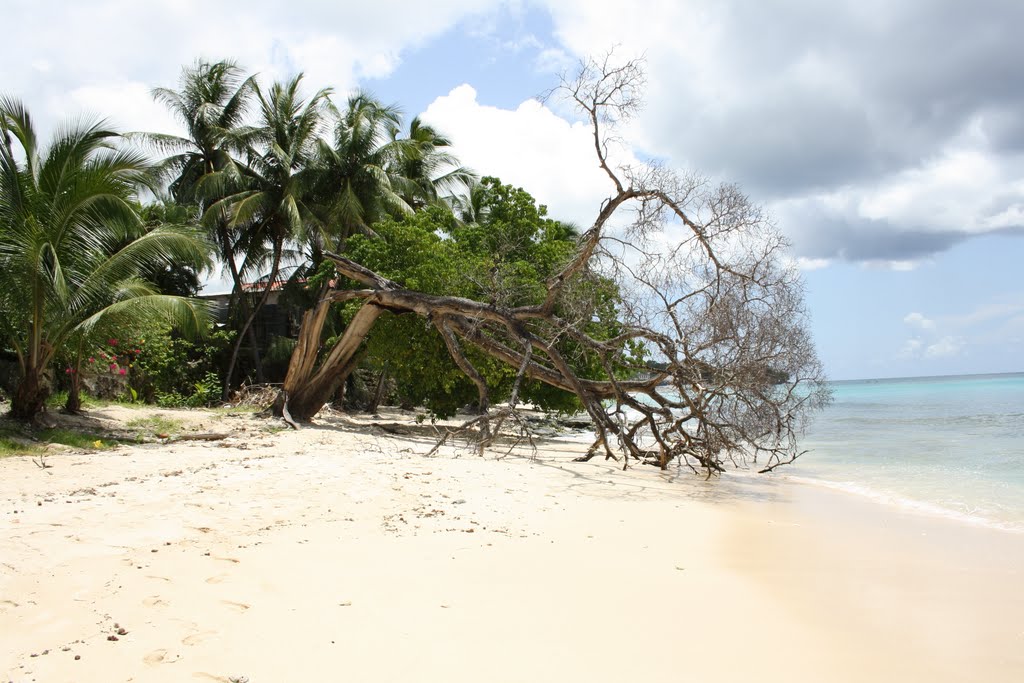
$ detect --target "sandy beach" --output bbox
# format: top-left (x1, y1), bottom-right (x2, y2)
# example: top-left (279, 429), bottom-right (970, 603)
top-left (2, 406), bottom-right (1022, 682)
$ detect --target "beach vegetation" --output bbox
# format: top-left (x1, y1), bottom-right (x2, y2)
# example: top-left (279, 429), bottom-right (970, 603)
top-left (1, 52), bottom-right (829, 474)
top-left (0, 98), bottom-right (212, 421)
top-left (0, 423), bottom-right (124, 456)
top-left (0, 427), bottom-right (42, 457)
top-left (37, 428), bottom-right (121, 451)
top-left (127, 321), bottom-right (233, 406)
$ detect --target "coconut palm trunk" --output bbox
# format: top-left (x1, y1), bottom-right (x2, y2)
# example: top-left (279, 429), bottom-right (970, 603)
top-left (12, 361), bottom-right (49, 420)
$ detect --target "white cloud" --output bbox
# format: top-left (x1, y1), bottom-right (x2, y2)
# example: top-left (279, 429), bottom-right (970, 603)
top-left (896, 296), bottom-right (1024, 366)
top-left (942, 301), bottom-right (1024, 328)
top-left (532, 0), bottom-right (1024, 267)
top-left (924, 336), bottom-right (964, 359)
top-left (796, 257), bottom-right (831, 271)
top-left (903, 312), bottom-right (936, 330)
top-left (863, 259), bottom-right (922, 272)
top-left (856, 147), bottom-right (1021, 236)
top-left (51, 82), bottom-right (180, 135)
top-left (899, 338), bottom-right (924, 358)
top-left (3, 0), bottom-right (504, 134)
top-left (534, 47), bottom-right (576, 74)
top-left (421, 84), bottom-right (622, 227)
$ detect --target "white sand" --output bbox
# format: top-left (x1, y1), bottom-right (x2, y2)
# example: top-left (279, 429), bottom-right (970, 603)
top-left (2, 406), bottom-right (1022, 682)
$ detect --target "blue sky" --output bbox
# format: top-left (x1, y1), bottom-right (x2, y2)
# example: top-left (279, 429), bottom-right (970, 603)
top-left (5, 0), bottom-right (1022, 380)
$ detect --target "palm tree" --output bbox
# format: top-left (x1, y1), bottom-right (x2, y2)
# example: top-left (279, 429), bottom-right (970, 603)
top-left (452, 177), bottom-right (492, 225)
top-left (300, 94), bottom-right (475, 278)
top-left (147, 59), bottom-right (255, 204)
top-left (143, 59), bottom-right (267, 383)
top-left (306, 92), bottom-right (410, 253)
top-left (209, 75), bottom-right (332, 396)
top-left (0, 99), bottom-right (212, 419)
top-left (392, 116), bottom-right (475, 211)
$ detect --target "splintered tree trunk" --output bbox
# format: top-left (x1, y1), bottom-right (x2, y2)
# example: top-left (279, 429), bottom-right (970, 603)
top-left (272, 302), bottom-right (384, 421)
top-left (11, 366), bottom-right (48, 421)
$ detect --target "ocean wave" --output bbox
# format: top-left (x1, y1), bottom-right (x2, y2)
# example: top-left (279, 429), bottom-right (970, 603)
top-left (786, 475), bottom-right (1024, 534)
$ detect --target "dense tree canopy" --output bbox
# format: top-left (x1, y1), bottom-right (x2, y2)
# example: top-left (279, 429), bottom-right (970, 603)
top-left (343, 178), bottom-right (622, 417)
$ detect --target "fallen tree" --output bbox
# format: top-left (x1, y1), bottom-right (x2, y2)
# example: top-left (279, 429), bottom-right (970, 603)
top-left (272, 53), bottom-right (831, 474)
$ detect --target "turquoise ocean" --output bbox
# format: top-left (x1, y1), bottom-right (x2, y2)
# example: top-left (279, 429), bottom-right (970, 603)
top-left (789, 372), bottom-right (1024, 532)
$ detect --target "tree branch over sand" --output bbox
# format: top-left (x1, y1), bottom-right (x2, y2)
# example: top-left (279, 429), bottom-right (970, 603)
top-left (272, 52), bottom-right (831, 475)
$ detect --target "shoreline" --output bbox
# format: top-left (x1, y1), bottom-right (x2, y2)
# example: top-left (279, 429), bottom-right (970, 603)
top-left (784, 471), bottom-right (1024, 534)
top-left (2, 406), bottom-right (1023, 681)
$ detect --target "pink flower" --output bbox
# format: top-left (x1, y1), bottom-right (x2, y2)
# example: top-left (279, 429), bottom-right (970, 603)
top-left (108, 338), bottom-right (118, 346)
top-left (65, 367), bottom-right (72, 374)
top-left (118, 368), bottom-right (127, 376)
top-left (88, 357), bottom-right (95, 363)
top-left (109, 363), bottom-right (118, 372)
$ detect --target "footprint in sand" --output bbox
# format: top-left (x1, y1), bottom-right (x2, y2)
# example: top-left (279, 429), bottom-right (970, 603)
top-left (220, 600), bottom-right (250, 612)
top-left (211, 556), bottom-right (240, 564)
top-left (182, 630), bottom-right (218, 646)
top-left (142, 596), bottom-right (168, 608)
top-left (144, 648), bottom-right (173, 664)
top-left (205, 574), bottom-right (228, 584)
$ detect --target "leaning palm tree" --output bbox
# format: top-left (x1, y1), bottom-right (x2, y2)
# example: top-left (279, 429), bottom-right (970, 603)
top-left (0, 99), bottom-right (212, 419)
top-left (208, 75), bottom-right (332, 396)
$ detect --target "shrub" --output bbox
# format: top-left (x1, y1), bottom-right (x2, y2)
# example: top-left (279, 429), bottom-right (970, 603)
top-left (129, 324), bottom-right (234, 407)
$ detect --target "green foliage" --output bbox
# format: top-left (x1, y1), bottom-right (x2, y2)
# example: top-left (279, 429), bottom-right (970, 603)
top-left (342, 178), bottom-right (619, 417)
top-left (262, 335), bottom-right (298, 381)
top-left (0, 428), bottom-right (42, 457)
top-left (0, 98), bottom-right (212, 418)
top-left (129, 323), bottom-right (234, 407)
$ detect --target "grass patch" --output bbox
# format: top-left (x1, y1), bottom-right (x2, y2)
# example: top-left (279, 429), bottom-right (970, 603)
top-left (46, 391), bottom-right (148, 411)
top-left (0, 425), bottom-right (124, 456)
top-left (262, 423), bottom-right (289, 434)
top-left (125, 415), bottom-right (184, 437)
top-left (0, 428), bottom-right (44, 457)
top-left (38, 428), bottom-right (122, 451)
top-left (45, 391), bottom-right (109, 410)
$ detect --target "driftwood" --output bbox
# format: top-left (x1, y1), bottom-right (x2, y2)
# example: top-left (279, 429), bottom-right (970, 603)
top-left (166, 432), bottom-right (231, 443)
